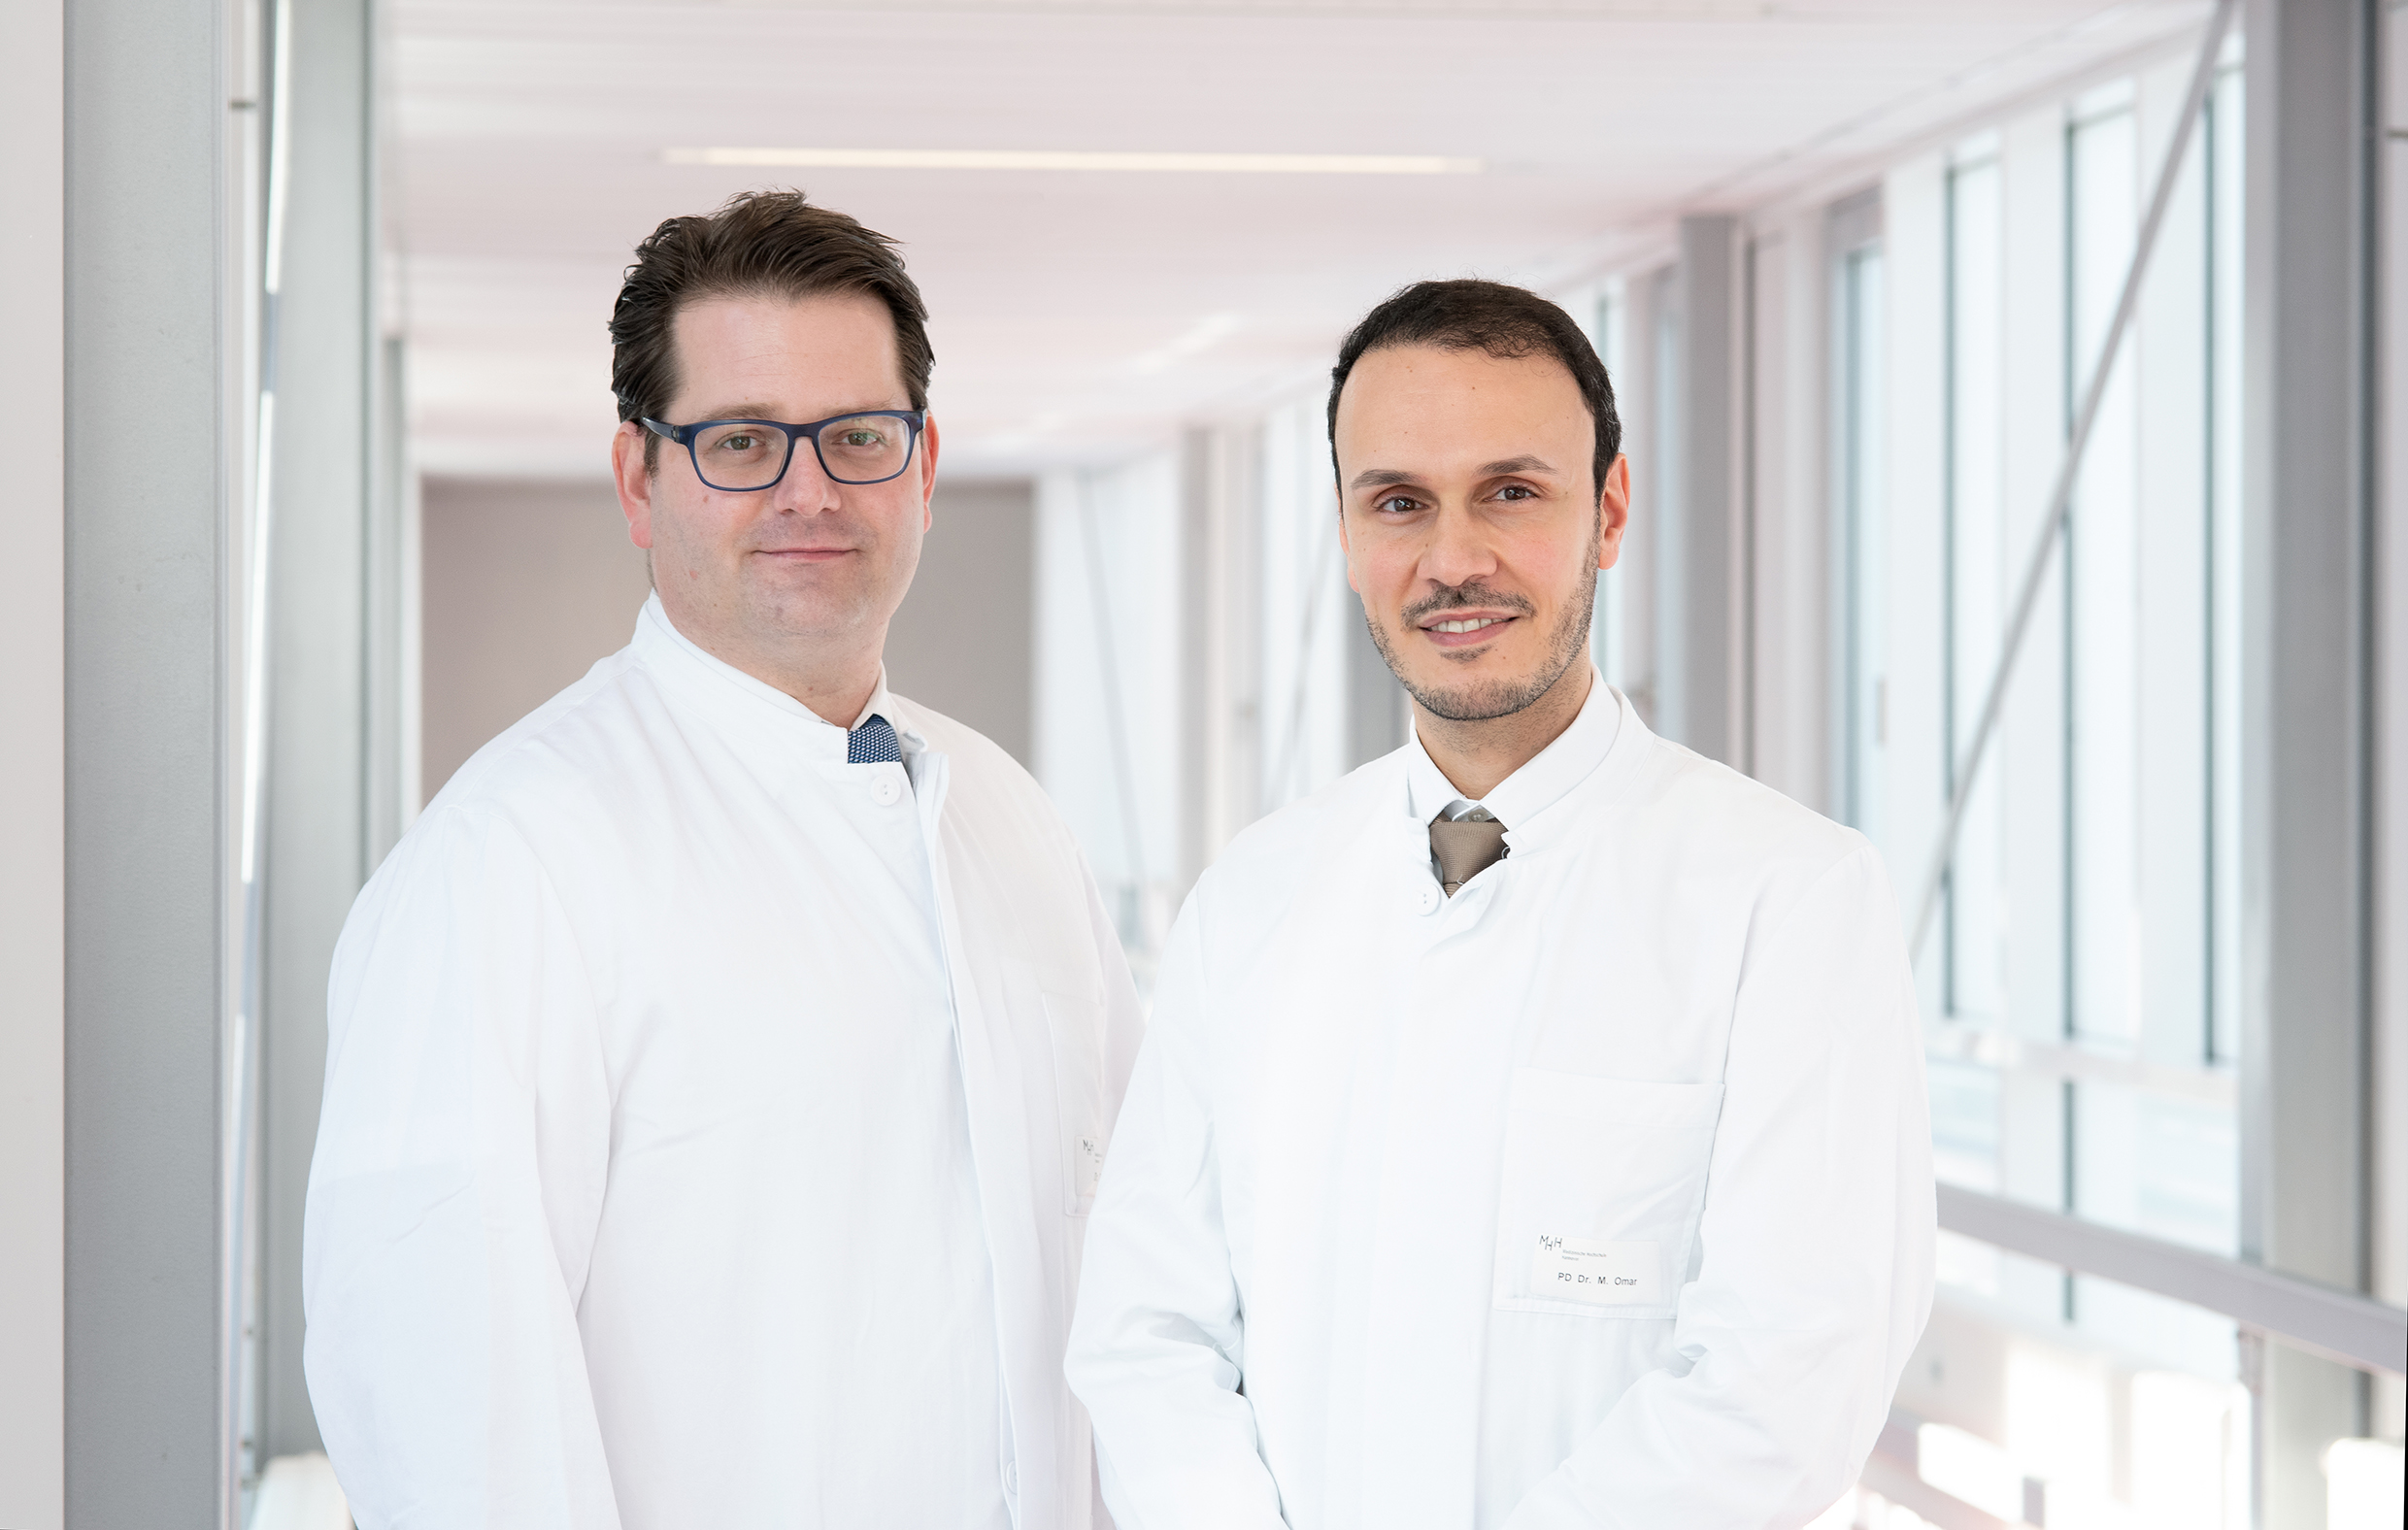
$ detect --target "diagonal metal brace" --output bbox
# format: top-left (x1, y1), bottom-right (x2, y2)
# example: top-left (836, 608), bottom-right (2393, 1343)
top-left (1911, 0), bottom-right (2240, 957)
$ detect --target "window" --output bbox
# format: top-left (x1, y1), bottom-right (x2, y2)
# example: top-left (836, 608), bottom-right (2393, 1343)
top-left (1837, 226), bottom-right (1887, 841)
top-left (1915, 59), bottom-right (2246, 1369)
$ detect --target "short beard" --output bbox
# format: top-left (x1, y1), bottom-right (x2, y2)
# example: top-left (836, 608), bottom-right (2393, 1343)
top-left (1365, 523), bottom-right (1599, 724)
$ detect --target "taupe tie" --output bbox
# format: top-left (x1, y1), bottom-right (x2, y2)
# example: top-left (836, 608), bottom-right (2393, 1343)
top-left (1429, 810), bottom-right (1508, 897)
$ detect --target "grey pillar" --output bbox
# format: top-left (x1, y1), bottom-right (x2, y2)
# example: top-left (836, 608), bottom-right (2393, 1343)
top-left (2238, 0), bottom-right (2379, 1523)
top-left (63, 0), bottom-right (230, 1523)
top-left (259, 0), bottom-right (378, 1464)
top-left (1656, 216), bottom-right (1740, 763)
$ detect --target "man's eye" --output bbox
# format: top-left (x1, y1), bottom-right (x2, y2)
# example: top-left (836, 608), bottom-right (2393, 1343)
top-left (1375, 494), bottom-right (1421, 515)
top-left (1496, 483), bottom-right (1537, 501)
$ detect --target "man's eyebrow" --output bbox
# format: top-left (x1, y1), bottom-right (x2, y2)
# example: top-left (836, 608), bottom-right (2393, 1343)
top-left (1347, 468), bottom-right (1420, 490)
top-left (1480, 454), bottom-right (1558, 476)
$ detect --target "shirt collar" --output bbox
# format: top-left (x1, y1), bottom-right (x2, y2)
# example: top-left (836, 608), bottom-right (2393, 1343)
top-left (1404, 665), bottom-right (1621, 830)
top-left (631, 594), bottom-right (920, 760)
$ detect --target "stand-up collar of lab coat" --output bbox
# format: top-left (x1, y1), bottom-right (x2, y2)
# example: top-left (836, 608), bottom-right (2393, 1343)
top-left (631, 593), bottom-right (915, 760)
top-left (1403, 667), bottom-right (1622, 835)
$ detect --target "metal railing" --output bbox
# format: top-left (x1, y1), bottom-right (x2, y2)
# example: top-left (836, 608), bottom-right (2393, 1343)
top-left (1936, 1183), bottom-right (2406, 1378)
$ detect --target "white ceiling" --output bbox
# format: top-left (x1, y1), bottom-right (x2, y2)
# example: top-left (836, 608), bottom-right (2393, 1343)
top-left (391, 0), bottom-right (2212, 479)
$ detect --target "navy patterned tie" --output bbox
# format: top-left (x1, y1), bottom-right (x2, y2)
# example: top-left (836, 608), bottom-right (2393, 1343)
top-left (847, 713), bottom-right (903, 765)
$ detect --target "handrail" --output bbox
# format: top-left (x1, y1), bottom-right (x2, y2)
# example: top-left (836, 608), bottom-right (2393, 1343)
top-left (1936, 1183), bottom-right (2408, 1377)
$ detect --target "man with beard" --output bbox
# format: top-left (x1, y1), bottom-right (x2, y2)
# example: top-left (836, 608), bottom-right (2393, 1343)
top-left (1065, 280), bottom-right (1934, 1529)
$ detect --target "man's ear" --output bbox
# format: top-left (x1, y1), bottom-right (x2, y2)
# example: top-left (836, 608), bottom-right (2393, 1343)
top-left (613, 420), bottom-right (656, 550)
top-left (1336, 484), bottom-right (1361, 593)
top-left (917, 415), bottom-right (942, 535)
top-left (1596, 453), bottom-right (1631, 573)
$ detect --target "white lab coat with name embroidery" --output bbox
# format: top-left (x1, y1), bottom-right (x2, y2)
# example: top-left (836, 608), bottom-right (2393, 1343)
top-left (305, 596), bottom-right (1141, 1530)
top-left (1066, 685), bottom-right (1934, 1530)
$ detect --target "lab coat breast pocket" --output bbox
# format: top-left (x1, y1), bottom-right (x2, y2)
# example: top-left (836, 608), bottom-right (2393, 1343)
top-left (1491, 1067), bottom-right (1722, 1320)
top-left (1041, 991), bottom-right (1108, 1215)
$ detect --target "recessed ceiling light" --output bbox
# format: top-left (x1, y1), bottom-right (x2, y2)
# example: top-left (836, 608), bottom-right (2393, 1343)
top-left (664, 147), bottom-right (1480, 175)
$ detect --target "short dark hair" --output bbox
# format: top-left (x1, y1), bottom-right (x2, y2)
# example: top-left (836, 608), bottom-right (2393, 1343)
top-left (610, 188), bottom-right (933, 472)
top-left (1325, 279), bottom-right (1621, 497)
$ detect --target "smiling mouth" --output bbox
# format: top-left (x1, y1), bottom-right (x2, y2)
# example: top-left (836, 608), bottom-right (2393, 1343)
top-left (1425, 616), bottom-right (1511, 634)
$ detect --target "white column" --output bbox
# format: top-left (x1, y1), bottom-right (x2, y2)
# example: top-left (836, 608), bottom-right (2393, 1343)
top-left (0, 4), bottom-right (67, 1528)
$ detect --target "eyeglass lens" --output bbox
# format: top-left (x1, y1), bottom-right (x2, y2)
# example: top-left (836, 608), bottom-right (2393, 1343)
top-left (690, 416), bottom-right (914, 489)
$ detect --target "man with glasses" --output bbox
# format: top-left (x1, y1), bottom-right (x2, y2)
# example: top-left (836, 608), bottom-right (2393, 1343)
top-left (305, 190), bottom-right (1140, 1530)
top-left (1066, 280), bottom-right (1933, 1527)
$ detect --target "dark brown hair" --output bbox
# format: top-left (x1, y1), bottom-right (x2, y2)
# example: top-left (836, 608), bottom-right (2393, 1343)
top-left (1325, 279), bottom-right (1621, 496)
top-left (610, 188), bottom-right (933, 471)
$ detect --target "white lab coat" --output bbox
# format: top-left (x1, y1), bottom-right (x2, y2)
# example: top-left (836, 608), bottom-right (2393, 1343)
top-left (1065, 679), bottom-right (1934, 1530)
top-left (306, 596), bottom-right (1142, 1530)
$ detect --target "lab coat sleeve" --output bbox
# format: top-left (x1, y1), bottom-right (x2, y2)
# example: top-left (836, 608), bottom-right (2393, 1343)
top-left (1500, 843), bottom-right (1937, 1530)
top-left (1065, 899), bottom-right (1289, 1530)
top-left (303, 806), bottom-right (620, 1530)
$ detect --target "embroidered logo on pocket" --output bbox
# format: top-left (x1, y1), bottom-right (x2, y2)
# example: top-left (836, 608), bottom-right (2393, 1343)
top-left (1531, 1234), bottom-right (1662, 1307)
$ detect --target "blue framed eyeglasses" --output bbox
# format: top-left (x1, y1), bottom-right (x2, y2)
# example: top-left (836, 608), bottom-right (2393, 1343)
top-left (643, 410), bottom-right (927, 491)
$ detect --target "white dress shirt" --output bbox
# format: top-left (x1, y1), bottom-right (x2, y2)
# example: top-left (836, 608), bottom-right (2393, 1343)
top-left (1404, 668), bottom-right (1622, 828)
top-left (1066, 672), bottom-right (1936, 1529)
top-left (306, 595), bottom-right (1142, 1530)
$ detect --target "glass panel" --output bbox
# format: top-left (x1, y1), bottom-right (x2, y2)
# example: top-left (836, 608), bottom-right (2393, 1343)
top-left (2067, 102), bottom-right (2142, 1051)
top-left (2207, 62), bottom-right (2245, 1068)
top-left (1946, 153), bottom-right (2008, 1029)
top-left (2071, 1079), bottom-right (2239, 1256)
top-left (1928, 1056), bottom-right (2003, 1191)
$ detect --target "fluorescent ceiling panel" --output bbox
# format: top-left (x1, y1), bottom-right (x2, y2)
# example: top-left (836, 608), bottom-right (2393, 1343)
top-left (664, 147), bottom-right (1482, 174)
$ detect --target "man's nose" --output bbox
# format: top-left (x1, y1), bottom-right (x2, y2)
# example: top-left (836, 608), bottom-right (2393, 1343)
top-left (1419, 501), bottom-right (1497, 589)
top-left (768, 435), bottom-right (844, 515)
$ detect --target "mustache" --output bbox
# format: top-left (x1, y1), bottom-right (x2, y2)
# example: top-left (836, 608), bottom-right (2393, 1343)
top-left (1399, 583), bottom-right (1536, 626)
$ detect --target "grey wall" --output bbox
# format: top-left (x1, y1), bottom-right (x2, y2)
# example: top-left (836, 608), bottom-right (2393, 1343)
top-left (420, 477), bottom-right (653, 800)
top-left (886, 478), bottom-right (1037, 765)
top-left (422, 474), bottom-right (1038, 803)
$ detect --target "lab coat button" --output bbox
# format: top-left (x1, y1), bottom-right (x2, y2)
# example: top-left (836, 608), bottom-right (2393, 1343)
top-left (1002, 1459), bottom-right (1018, 1497)
top-left (1413, 883), bottom-right (1441, 915)
top-left (871, 774), bottom-right (904, 807)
